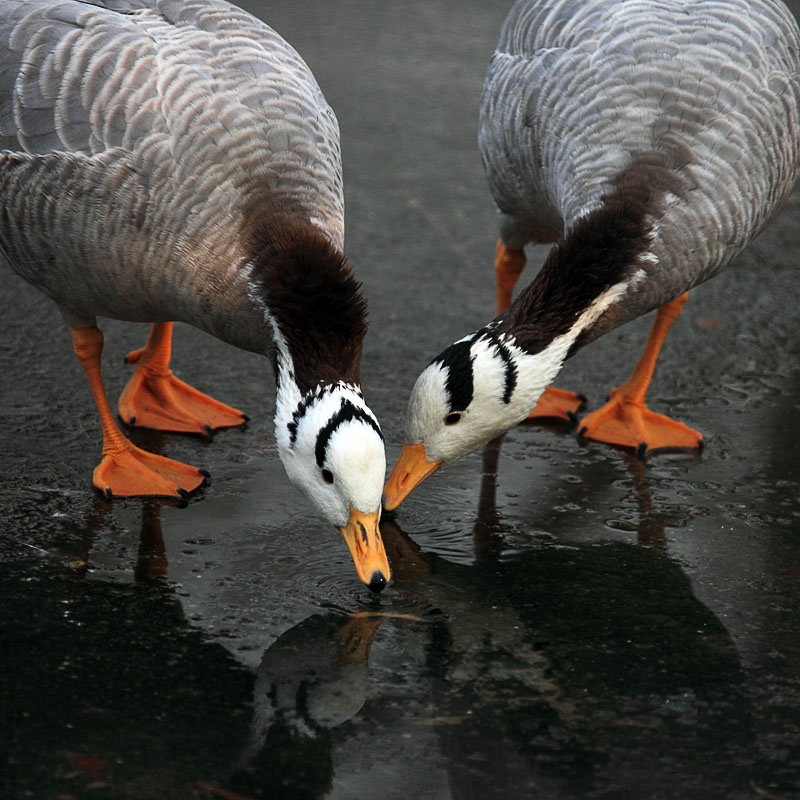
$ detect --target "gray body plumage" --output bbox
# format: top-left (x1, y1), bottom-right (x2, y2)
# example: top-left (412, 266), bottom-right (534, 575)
top-left (480, 0), bottom-right (800, 341)
top-left (0, 0), bottom-right (343, 353)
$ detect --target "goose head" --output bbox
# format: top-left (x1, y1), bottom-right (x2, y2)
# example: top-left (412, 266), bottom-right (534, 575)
top-left (384, 178), bottom-right (660, 511)
top-left (277, 381), bottom-right (388, 592)
top-left (383, 327), bottom-right (556, 510)
top-left (247, 215), bottom-right (390, 591)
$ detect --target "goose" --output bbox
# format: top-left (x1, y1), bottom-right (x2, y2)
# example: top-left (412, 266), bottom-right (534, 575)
top-left (0, 0), bottom-right (390, 590)
top-left (384, 0), bottom-right (800, 510)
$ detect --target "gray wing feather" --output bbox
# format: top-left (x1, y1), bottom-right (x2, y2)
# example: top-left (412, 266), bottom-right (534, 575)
top-left (480, 0), bottom-right (800, 323)
top-left (1, 2), bottom-right (152, 151)
top-left (0, 0), bottom-right (344, 335)
top-left (0, 0), bottom-right (344, 242)
top-left (0, 0), bottom-right (342, 209)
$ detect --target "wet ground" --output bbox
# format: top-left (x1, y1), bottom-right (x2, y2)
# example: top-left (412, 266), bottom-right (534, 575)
top-left (2, 1), bottom-right (800, 798)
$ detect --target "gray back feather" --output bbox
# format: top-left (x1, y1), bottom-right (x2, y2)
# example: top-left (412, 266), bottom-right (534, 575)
top-left (0, 0), bottom-right (344, 243)
top-left (480, 0), bottom-right (800, 322)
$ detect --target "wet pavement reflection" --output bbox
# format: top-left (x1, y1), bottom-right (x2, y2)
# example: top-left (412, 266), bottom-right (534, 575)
top-left (379, 447), bottom-right (752, 800)
top-left (3, 431), bottom-right (797, 799)
top-left (3, 1), bottom-right (800, 799)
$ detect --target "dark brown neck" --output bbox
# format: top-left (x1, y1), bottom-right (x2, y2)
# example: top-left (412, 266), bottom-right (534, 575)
top-left (245, 214), bottom-right (367, 394)
top-left (495, 162), bottom-right (665, 357)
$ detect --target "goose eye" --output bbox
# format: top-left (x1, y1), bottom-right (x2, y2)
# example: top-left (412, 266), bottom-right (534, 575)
top-left (321, 468), bottom-right (334, 484)
top-left (444, 412), bottom-right (462, 426)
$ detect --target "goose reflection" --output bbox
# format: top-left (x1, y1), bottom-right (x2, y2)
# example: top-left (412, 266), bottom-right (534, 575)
top-left (13, 429), bottom-right (756, 799)
top-left (379, 437), bottom-right (753, 798)
top-left (10, 482), bottom-right (394, 800)
top-left (239, 612), bottom-right (382, 755)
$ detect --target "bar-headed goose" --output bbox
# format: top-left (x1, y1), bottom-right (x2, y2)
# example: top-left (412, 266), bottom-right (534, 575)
top-left (384, 0), bottom-right (800, 510)
top-left (1, 0), bottom-right (389, 590)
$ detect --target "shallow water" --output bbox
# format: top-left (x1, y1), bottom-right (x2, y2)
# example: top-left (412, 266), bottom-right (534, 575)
top-left (2, 1), bottom-right (800, 798)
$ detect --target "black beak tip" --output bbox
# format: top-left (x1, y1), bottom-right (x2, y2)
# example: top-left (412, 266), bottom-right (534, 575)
top-left (368, 571), bottom-right (388, 593)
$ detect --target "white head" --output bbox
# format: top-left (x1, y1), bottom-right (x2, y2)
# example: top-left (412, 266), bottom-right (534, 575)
top-left (278, 383), bottom-right (385, 525)
top-left (404, 331), bottom-right (546, 464)
top-left (382, 329), bottom-right (557, 511)
top-left (276, 381), bottom-right (390, 591)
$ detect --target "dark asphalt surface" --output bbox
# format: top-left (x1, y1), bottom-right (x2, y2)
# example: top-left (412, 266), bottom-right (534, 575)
top-left (2, 2), bottom-right (800, 798)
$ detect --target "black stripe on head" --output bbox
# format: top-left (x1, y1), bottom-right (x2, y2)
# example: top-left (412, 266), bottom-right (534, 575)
top-left (315, 398), bottom-right (383, 468)
top-left (431, 338), bottom-right (475, 413)
top-left (287, 384), bottom-right (338, 446)
top-left (481, 329), bottom-right (518, 404)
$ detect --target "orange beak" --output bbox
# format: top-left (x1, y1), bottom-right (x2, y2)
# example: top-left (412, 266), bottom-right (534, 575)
top-left (338, 507), bottom-right (391, 592)
top-left (382, 442), bottom-right (442, 511)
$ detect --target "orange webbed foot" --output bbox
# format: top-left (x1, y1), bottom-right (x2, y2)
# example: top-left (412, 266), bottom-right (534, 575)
top-left (118, 367), bottom-right (247, 435)
top-left (93, 440), bottom-right (207, 499)
top-left (577, 392), bottom-right (703, 458)
top-left (124, 346), bottom-right (145, 365)
top-left (526, 385), bottom-right (586, 422)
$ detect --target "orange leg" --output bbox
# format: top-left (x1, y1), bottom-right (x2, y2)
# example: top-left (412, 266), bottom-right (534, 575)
top-left (118, 322), bottom-right (247, 435)
top-left (577, 293), bottom-right (703, 457)
top-left (494, 239), bottom-right (527, 317)
top-left (72, 327), bottom-right (207, 499)
top-left (495, 240), bottom-right (584, 421)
